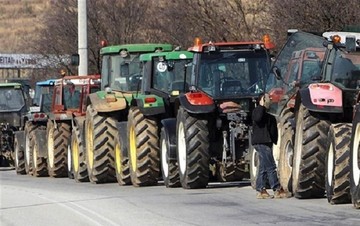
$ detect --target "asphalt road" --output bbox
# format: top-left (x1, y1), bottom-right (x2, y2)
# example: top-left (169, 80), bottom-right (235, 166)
top-left (0, 168), bottom-right (359, 226)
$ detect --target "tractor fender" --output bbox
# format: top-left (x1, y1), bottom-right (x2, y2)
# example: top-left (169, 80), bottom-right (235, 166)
top-left (161, 118), bottom-right (177, 160)
top-left (88, 92), bottom-right (128, 113)
top-left (134, 97), bottom-right (165, 116)
top-left (179, 91), bottom-right (215, 114)
top-left (298, 86), bottom-right (342, 113)
top-left (14, 131), bottom-right (25, 152)
top-left (32, 129), bottom-right (48, 158)
top-left (116, 121), bottom-right (128, 158)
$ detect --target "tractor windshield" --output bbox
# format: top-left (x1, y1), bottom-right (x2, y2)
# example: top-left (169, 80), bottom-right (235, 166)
top-left (152, 58), bottom-right (192, 94)
top-left (197, 50), bottom-right (269, 98)
top-left (331, 51), bottom-right (360, 89)
top-left (265, 32), bottom-right (325, 93)
top-left (102, 54), bottom-right (142, 92)
top-left (63, 84), bottom-right (81, 110)
top-left (0, 87), bottom-right (25, 112)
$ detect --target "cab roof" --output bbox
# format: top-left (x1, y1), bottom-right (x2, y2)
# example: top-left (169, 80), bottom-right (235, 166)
top-left (140, 51), bottom-right (193, 62)
top-left (100, 43), bottom-right (173, 55)
top-left (188, 41), bottom-right (266, 53)
top-left (36, 79), bottom-right (58, 86)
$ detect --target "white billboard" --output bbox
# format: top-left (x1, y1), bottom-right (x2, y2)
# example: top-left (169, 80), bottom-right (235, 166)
top-left (0, 54), bottom-right (70, 69)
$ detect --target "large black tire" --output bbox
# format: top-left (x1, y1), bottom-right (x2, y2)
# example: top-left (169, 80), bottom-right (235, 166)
top-left (350, 110), bottom-right (360, 209)
top-left (14, 135), bottom-right (26, 175)
top-left (278, 121), bottom-right (294, 193)
top-left (72, 122), bottom-right (89, 182)
top-left (128, 107), bottom-right (160, 186)
top-left (47, 121), bottom-right (71, 178)
top-left (249, 143), bottom-right (258, 189)
top-left (31, 129), bottom-right (48, 177)
top-left (24, 122), bottom-right (38, 175)
top-left (114, 131), bottom-right (131, 186)
top-left (176, 107), bottom-right (209, 189)
top-left (325, 123), bottom-right (351, 204)
top-left (85, 106), bottom-right (116, 183)
top-left (160, 128), bottom-right (180, 188)
top-left (292, 103), bottom-right (330, 199)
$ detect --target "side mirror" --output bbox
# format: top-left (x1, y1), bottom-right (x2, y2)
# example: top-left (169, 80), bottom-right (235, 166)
top-left (121, 63), bottom-right (129, 77)
top-left (71, 53), bottom-right (79, 66)
top-left (272, 66), bottom-right (282, 80)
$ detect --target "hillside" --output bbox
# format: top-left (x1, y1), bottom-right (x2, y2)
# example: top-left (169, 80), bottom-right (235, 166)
top-left (0, 0), bottom-right (48, 53)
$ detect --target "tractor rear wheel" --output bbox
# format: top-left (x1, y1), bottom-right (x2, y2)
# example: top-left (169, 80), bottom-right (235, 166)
top-left (326, 123), bottom-right (351, 204)
top-left (114, 131), bottom-right (131, 185)
top-left (292, 104), bottom-right (329, 198)
top-left (176, 107), bottom-right (209, 189)
top-left (47, 121), bottom-right (71, 177)
top-left (31, 129), bottom-right (48, 177)
top-left (72, 122), bottom-right (89, 182)
top-left (160, 128), bottom-right (180, 188)
top-left (14, 135), bottom-right (25, 175)
top-left (85, 106), bottom-right (116, 183)
top-left (24, 122), bottom-right (38, 175)
top-left (350, 111), bottom-right (360, 209)
top-left (128, 107), bottom-right (160, 186)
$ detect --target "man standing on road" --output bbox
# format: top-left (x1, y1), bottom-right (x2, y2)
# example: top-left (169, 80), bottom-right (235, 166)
top-left (252, 93), bottom-right (290, 199)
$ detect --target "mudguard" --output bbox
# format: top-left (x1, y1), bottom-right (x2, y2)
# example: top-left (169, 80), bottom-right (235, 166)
top-left (116, 121), bottom-right (128, 158)
top-left (14, 131), bottom-right (25, 152)
top-left (134, 95), bottom-right (165, 116)
top-left (298, 85), bottom-right (342, 113)
top-left (179, 91), bottom-right (215, 114)
top-left (161, 118), bottom-right (177, 160)
top-left (88, 91), bottom-right (128, 113)
top-left (33, 129), bottom-right (47, 158)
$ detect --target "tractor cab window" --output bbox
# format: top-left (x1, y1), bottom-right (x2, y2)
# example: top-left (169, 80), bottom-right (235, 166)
top-left (332, 51), bottom-right (360, 89)
top-left (63, 84), bottom-right (81, 110)
top-left (0, 87), bottom-right (25, 111)
top-left (197, 51), bottom-right (269, 97)
top-left (37, 86), bottom-right (54, 113)
top-left (105, 54), bottom-right (142, 92)
top-left (152, 58), bottom-right (192, 93)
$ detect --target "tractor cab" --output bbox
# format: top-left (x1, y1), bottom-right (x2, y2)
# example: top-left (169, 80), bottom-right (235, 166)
top-left (100, 43), bottom-right (173, 92)
top-left (189, 38), bottom-right (272, 101)
top-left (51, 75), bottom-right (101, 118)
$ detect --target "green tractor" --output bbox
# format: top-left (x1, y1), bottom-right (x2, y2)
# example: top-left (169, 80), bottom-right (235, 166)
top-left (125, 50), bottom-right (193, 187)
top-left (0, 82), bottom-right (29, 167)
top-left (84, 43), bottom-right (173, 183)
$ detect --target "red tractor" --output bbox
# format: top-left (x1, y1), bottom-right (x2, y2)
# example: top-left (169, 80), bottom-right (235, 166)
top-left (268, 31), bottom-right (360, 204)
top-left (172, 37), bottom-right (274, 189)
top-left (45, 75), bottom-right (100, 179)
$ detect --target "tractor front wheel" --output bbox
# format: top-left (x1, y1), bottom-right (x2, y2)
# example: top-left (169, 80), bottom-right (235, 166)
top-left (326, 123), bottom-right (351, 204)
top-left (128, 107), bottom-right (160, 186)
top-left (114, 131), bottom-right (131, 185)
top-left (14, 135), bottom-right (25, 175)
top-left (350, 111), bottom-right (360, 209)
top-left (160, 128), bottom-right (180, 188)
top-left (31, 129), bottom-right (48, 177)
top-left (85, 106), bottom-right (116, 183)
top-left (47, 121), bottom-right (70, 177)
top-left (72, 122), bottom-right (89, 182)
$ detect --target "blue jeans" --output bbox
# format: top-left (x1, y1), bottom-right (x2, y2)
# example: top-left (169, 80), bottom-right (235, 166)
top-left (254, 144), bottom-right (280, 192)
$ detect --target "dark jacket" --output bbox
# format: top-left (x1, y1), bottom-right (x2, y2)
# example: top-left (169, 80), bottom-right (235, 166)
top-left (251, 105), bottom-right (278, 145)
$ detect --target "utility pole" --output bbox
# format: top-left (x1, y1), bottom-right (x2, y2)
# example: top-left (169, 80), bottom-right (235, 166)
top-left (78, 0), bottom-right (88, 76)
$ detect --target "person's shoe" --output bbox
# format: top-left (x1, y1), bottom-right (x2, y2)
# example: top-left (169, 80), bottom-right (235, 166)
top-left (274, 187), bottom-right (292, 198)
top-left (256, 189), bottom-right (273, 199)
